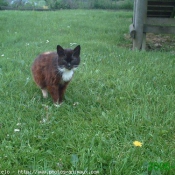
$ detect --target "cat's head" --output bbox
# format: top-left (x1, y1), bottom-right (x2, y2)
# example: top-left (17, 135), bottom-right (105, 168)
top-left (57, 45), bottom-right (81, 71)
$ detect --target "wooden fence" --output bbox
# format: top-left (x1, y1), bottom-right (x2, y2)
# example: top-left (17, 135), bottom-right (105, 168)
top-left (129, 0), bottom-right (175, 50)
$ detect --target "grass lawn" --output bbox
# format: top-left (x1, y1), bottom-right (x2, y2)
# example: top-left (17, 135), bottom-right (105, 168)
top-left (0, 9), bottom-right (175, 175)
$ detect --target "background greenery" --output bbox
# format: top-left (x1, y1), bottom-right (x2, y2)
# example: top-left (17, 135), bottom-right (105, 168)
top-left (0, 9), bottom-right (175, 175)
top-left (0, 0), bottom-right (8, 6)
top-left (0, 0), bottom-right (134, 10)
top-left (44, 0), bottom-right (133, 10)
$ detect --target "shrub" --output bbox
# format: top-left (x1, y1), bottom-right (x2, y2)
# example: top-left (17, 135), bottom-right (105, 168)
top-left (44, 0), bottom-right (134, 10)
top-left (0, 0), bottom-right (8, 6)
top-left (1, 0), bottom-right (133, 10)
top-left (45, 0), bottom-right (74, 9)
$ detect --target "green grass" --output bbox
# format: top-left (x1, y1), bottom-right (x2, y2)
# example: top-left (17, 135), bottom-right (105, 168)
top-left (0, 10), bottom-right (175, 175)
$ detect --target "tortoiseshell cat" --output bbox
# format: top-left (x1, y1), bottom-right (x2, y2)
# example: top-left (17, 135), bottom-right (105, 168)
top-left (31, 45), bottom-right (81, 105)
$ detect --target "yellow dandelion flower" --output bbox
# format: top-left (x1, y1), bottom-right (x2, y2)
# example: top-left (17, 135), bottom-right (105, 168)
top-left (133, 141), bottom-right (142, 147)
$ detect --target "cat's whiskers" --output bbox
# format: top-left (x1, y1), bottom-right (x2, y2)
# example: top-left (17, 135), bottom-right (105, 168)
top-left (57, 67), bottom-right (64, 74)
top-left (55, 66), bottom-right (63, 75)
top-left (73, 65), bottom-right (78, 68)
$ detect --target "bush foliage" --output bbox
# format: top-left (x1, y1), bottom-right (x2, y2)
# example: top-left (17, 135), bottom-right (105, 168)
top-left (0, 0), bottom-right (8, 6)
top-left (1, 0), bottom-right (133, 10)
top-left (45, 0), bottom-right (133, 9)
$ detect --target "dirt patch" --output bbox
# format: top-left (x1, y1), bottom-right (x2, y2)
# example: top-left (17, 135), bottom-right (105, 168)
top-left (124, 33), bottom-right (175, 53)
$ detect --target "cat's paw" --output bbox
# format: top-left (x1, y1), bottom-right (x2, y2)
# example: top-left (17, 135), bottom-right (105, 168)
top-left (54, 102), bottom-right (63, 108)
top-left (54, 103), bottom-right (60, 107)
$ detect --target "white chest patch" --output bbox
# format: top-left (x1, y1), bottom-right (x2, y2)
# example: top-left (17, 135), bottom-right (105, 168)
top-left (58, 67), bottom-right (75, 82)
top-left (62, 69), bottom-right (74, 82)
top-left (61, 69), bottom-right (74, 82)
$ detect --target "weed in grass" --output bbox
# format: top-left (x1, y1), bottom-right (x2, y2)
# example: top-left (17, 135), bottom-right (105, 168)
top-left (0, 9), bottom-right (175, 175)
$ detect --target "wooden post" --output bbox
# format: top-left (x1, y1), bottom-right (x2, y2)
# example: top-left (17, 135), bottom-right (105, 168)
top-left (133, 0), bottom-right (148, 50)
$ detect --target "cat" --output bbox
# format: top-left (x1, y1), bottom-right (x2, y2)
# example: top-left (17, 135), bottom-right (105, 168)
top-left (31, 45), bottom-right (81, 105)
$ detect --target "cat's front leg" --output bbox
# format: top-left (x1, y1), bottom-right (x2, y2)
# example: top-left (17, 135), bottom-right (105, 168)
top-left (58, 82), bottom-right (69, 103)
top-left (41, 89), bottom-right (48, 98)
top-left (47, 85), bottom-right (59, 104)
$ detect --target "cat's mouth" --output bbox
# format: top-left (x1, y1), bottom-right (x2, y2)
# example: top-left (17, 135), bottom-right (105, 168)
top-left (58, 66), bottom-right (78, 73)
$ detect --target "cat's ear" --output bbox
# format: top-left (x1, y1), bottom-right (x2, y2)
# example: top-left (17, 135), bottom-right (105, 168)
top-left (73, 45), bottom-right (81, 57)
top-left (57, 45), bottom-right (65, 57)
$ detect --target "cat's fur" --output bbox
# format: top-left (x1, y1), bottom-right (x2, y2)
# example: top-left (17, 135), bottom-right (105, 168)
top-left (31, 45), bottom-right (81, 104)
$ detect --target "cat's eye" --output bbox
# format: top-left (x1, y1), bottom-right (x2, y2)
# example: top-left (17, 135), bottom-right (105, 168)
top-left (71, 57), bottom-right (77, 63)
